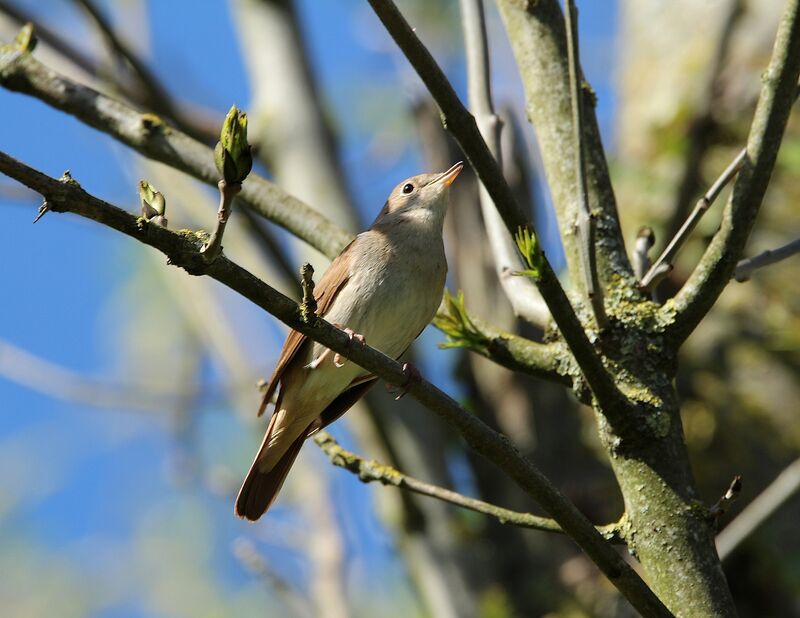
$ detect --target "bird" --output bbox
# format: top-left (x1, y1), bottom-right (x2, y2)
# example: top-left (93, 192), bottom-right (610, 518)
top-left (235, 162), bottom-right (463, 520)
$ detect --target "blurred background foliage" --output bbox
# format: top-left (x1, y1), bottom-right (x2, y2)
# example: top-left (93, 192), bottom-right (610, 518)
top-left (0, 0), bottom-right (798, 616)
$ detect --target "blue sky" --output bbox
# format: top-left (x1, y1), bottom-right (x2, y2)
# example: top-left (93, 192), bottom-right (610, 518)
top-left (0, 1), bottom-right (617, 615)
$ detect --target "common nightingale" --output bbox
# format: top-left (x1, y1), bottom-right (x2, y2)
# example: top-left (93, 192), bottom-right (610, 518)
top-left (236, 162), bottom-right (463, 520)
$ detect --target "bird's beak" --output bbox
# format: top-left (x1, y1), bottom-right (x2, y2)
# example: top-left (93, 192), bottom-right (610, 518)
top-left (432, 161), bottom-right (464, 187)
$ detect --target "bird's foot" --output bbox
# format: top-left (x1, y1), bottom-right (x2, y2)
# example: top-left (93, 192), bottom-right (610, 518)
top-left (333, 328), bottom-right (366, 368)
top-left (387, 362), bottom-right (421, 401)
top-left (306, 325), bottom-right (365, 369)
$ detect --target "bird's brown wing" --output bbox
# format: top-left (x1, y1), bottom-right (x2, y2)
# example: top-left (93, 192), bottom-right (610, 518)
top-left (257, 239), bottom-right (356, 417)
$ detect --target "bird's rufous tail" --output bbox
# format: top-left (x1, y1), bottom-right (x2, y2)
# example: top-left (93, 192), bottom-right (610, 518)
top-left (235, 412), bottom-right (313, 521)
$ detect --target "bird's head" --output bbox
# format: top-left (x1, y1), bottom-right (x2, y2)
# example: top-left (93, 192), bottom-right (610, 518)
top-left (372, 162), bottom-right (463, 230)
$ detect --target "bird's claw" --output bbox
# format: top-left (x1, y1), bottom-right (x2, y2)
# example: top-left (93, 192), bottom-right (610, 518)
top-left (387, 362), bottom-right (421, 401)
top-left (306, 325), bottom-right (365, 369)
top-left (334, 328), bottom-right (366, 367)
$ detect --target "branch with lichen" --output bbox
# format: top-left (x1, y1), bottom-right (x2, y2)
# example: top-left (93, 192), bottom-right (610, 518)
top-left (666, 0), bottom-right (800, 345)
top-left (314, 431), bottom-right (622, 541)
top-left (0, 150), bottom-right (667, 617)
top-left (0, 31), bottom-right (352, 259)
top-left (434, 290), bottom-right (569, 386)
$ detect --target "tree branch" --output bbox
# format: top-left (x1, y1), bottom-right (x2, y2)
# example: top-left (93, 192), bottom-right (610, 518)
top-left (314, 431), bottom-right (623, 541)
top-left (434, 291), bottom-right (570, 387)
top-left (0, 151), bottom-right (670, 618)
top-left (733, 236), bottom-right (800, 281)
top-left (366, 0), bottom-right (628, 423)
top-left (639, 148), bottom-right (748, 291)
top-left (716, 457), bottom-right (800, 561)
top-left (0, 41), bottom-right (352, 259)
top-left (494, 0), bottom-right (633, 290)
top-left (666, 0), bottom-right (800, 345)
top-left (458, 0), bottom-right (547, 327)
top-left (565, 0), bottom-right (606, 329)
top-left (0, 0), bottom-right (217, 143)
top-left (664, 0), bottom-right (744, 248)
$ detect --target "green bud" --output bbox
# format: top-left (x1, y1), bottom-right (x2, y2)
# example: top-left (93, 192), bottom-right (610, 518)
top-left (513, 227), bottom-right (543, 280)
top-left (15, 23), bottom-right (37, 52)
top-left (138, 180), bottom-right (167, 226)
top-left (214, 105), bottom-right (252, 184)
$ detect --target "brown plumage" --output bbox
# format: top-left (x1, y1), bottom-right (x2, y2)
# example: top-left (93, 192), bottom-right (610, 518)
top-left (235, 162), bottom-right (462, 520)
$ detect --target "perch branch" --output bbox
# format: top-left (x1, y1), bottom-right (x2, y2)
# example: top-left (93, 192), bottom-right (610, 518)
top-left (0, 150), bottom-right (669, 618)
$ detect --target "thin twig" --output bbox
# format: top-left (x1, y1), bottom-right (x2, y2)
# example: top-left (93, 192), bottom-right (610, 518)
top-left (314, 431), bottom-right (623, 541)
top-left (640, 150), bottom-right (747, 291)
top-left (200, 180), bottom-right (241, 261)
top-left (366, 0), bottom-right (629, 428)
top-left (666, 0), bottom-right (800, 344)
top-left (232, 537), bottom-right (313, 618)
top-left (665, 0), bottom-right (745, 244)
top-left (717, 457), bottom-right (800, 560)
top-left (632, 226), bottom-right (656, 281)
top-left (0, 45), bottom-right (352, 259)
top-left (0, 151), bottom-right (670, 618)
top-left (565, 0), bottom-right (606, 328)
top-left (709, 475), bottom-right (743, 526)
top-left (733, 237), bottom-right (800, 281)
top-left (459, 0), bottom-right (546, 328)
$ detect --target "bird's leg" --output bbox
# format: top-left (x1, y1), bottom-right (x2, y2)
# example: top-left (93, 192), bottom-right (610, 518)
top-left (333, 328), bottom-right (366, 368)
top-left (387, 362), bottom-right (421, 400)
top-left (306, 325), bottom-right (366, 369)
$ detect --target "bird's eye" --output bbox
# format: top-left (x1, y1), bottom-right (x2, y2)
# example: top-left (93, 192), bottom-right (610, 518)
top-left (402, 183), bottom-right (414, 194)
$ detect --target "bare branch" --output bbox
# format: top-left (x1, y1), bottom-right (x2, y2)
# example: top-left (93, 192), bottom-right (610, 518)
top-left (0, 42), bottom-right (352, 259)
top-left (639, 149), bottom-right (747, 291)
top-left (314, 431), bottom-right (623, 541)
top-left (72, 0), bottom-right (201, 138)
top-left (565, 0), bottom-right (606, 329)
top-left (665, 0), bottom-right (745, 245)
top-left (366, 0), bottom-right (629, 427)
top-left (717, 457), bottom-right (800, 560)
top-left (459, 0), bottom-right (547, 327)
top-left (733, 237), bottom-right (800, 281)
top-left (0, 0), bottom-right (216, 142)
top-left (0, 151), bottom-right (669, 618)
top-left (666, 0), bottom-right (800, 344)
